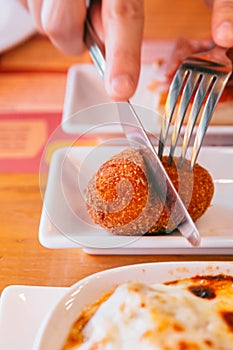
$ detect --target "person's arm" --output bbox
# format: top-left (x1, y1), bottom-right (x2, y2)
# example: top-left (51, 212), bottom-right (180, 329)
top-left (20, 0), bottom-right (144, 101)
top-left (205, 0), bottom-right (233, 47)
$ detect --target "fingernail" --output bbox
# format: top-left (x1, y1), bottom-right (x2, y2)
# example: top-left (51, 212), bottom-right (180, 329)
top-left (109, 75), bottom-right (135, 99)
top-left (215, 21), bottom-right (233, 44)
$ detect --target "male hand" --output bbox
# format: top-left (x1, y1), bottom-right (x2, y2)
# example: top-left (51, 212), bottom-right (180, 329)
top-left (20, 0), bottom-right (144, 101)
top-left (205, 0), bottom-right (233, 47)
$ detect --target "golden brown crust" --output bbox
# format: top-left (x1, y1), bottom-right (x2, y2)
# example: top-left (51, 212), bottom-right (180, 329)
top-left (85, 149), bottom-right (163, 235)
top-left (62, 291), bottom-right (113, 350)
top-left (166, 274), bottom-right (233, 334)
top-left (149, 156), bottom-right (214, 233)
top-left (85, 148), bottom-right (214, 235)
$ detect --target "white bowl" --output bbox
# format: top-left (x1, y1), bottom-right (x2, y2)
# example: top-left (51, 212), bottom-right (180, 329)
top-left (33, 261), bottom-right (233, 350)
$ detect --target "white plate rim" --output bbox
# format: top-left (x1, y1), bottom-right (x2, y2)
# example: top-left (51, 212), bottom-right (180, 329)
top-left (61, 63), bottom-right (233, 137)
top-left (0, 285), bottom-right (68, 350)
top-left (39, 145), bottom-right (233, 254)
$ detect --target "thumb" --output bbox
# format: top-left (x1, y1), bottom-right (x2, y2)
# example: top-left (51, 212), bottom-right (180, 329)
top-left (212, 0), bottom-right (233, 47)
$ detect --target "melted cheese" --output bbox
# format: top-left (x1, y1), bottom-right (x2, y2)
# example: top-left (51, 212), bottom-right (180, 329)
top-left (67, 279), bottom-right (233, 350)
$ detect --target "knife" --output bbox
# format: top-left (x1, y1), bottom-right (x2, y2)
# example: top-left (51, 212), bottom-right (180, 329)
top-left (84, 16), bottom-right (201, 246)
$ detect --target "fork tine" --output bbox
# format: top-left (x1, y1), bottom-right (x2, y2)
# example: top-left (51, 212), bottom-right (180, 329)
top-left (159, 45), bottom-right (232, 170)
top-left (158, 68), bottom-right (188, 158)
top-left (168, 70), bottom-right (200, 164)
top-left (179, 73), bottom-right (213, 167)
top-left (190, 76), bottom-right (228, 168)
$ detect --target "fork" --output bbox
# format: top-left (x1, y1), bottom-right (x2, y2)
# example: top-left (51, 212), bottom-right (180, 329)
top-left (158, 45), bottom-right (232, 169)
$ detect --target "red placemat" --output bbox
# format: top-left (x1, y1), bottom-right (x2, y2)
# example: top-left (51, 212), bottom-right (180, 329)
top-left (0, 112), bottom-right (62, 173)
top-left (0, 112), bottom-right (100, 173)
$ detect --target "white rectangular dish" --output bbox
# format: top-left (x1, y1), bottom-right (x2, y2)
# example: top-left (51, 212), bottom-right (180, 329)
top-left (61, 64), bottom-right (161, 134)
top-left (61, 61), bottom-right (233, 144)
top-left (39, 145), bottom-right (233, 254)
top-left (61, 40), bottom-right (173, 135)
top-left (0, 285), bottom-right (67, 350)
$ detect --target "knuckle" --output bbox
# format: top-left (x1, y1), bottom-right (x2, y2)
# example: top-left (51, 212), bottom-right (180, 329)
top-left (107, 0), bottom-right (143, 20)
top-left (41, 17), bottom-right (59, 38)
top-left (41, 18), bottom-right (84, 55)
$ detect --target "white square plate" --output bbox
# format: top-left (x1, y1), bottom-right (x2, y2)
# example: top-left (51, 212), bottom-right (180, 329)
top-left (61, 59), bottom-right (233, 144)
top-left (39, 146), bottom-right (233, 254)
top-left (0, 286), bottom-right (67, 350)
top-left (61, 41), bottom-right (174, 135)
top-left (61, 64), bottom-right (162, 135)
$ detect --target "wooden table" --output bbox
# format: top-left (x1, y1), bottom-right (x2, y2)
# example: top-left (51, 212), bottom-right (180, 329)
top-left (0, 0), bottom-right (232, 295)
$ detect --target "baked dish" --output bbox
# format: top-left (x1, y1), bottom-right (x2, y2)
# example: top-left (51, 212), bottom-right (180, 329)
top-left (85, 148), bottom-right (214, 235)
top-left (63, 274), bottom-right (233, 349)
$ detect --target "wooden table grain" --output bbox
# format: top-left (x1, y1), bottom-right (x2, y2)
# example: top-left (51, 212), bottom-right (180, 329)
top-left (0, 0), bottom-right (232, 294)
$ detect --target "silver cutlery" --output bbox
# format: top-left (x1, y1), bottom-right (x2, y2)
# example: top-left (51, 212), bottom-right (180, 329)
top-left (158, 45), bottom-right (232, 169)
top-left (83, 15), bottom-right (200, 246)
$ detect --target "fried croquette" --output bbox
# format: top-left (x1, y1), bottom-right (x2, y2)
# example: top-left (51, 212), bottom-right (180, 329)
top-left (85, 148), bottom-right (214, 235)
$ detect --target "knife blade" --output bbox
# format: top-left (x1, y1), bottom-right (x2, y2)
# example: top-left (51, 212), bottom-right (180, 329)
top-left (84, 15), bottom-right (200, 246)
top-left (117, 101), bottom-right (200, 246)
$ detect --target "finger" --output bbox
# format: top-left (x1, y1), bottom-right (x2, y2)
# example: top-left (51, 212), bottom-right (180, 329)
top-left (212, 0), bottom-right (233, 47)
top-left (41, 0), bottom-right (87, 55)
top-left (102, 0), bottom-right (144, 100)
top-left (19, 0), bottom-right (29, 9)
top-left (164, 38), bottom-right (213, 81)
top-left (23, 0), bottom-right (44, 33)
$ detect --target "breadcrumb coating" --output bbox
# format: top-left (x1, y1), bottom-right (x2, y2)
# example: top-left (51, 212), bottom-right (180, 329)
top-left (85, 148), bottom-right (214, 235)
